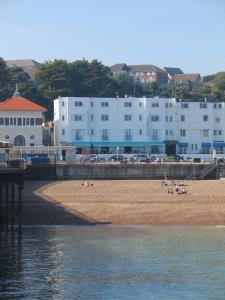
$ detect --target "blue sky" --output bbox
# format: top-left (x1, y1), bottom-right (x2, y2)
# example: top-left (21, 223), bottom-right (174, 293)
top-left (1, 0), bottom-right (225, 75)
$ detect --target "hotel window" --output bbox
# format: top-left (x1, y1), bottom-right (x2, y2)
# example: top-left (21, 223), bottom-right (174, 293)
top-left (62, 115), bottom-right (65, 121)
top-left (180, 115), bottom-right (185, 122)
top-left (62, 101), bottom-right (64, 107)
top-left (151, 115), bottom-right (159, 122)
top-left (17, 118), bottom-right (22, 126)
top-left (166, 130), bottom-right (169, 136)
top-left (139, 129), bottom-right (142, 135)
top-left (124, 129), bottom-right (132, 141)
top-left (124, 115), bottom-right (132, 121)
top-left (101, 129), bottom-right (109, 141)
top-left (62, 129), bottom-right (65, 135)
top-left (101, 114), bottom-right (109, 121)
top-left (170, 116), bottom-right (173, 122)
top-left (165, 116), bottom-right (168, 122)
top-left (165, 103), bottom-right (169, 108)
top-left (218, 130), bottom-right (222, 135)
top-left (170, 130), bottom-right (173, 136)
top-left (23, 118), bottom-right (26, 126)
top-left (75, 129), bottom-right (82, 141)
top-left (203, 129), bottom-right (209, 137)
top-left (200, 103), bottom-right (207, 109)
top-left (139, 102), bottom-right (142, 107)
top-left (181, 103), bottom-right (189, 109)
top-left (5, 118), bottom-right (9, 126)
top-left (101, 102), bottom-right (109, 107)
top-left (139, 115), bottom-right (142, 121)
top-left (152, 102), bottom-right (159, 108)
top-left (152, 129), bottom-right (159, 141)
top-left (90, 129), bottom-right (94, 135)
top-left (14, 118), bottom-right (16, 125)
top-left (214, 103), bottom-right (217, 109)
top-left (215, 117), bottom-right (220, 123)
top-left (170, 103), bottom-right (173, 108)
top-left (90, 102), bottom-right (94, 107)
top-left (214, 130), bottom-right (217, 136)
top-left (26, 118), bottom-right (29, 125)
top-left (124, 102), bottom-right (132, 107)
top-left (180, 129), bottom-right (186, 137)
top-left (75, 101), bottom-right (82, 107)
top-left (10, 118), bottom-right (13, 125)
top-left (74, 115), bottom-right (82, 121)
top-left (30, 118), bottom-right (34, 126)
top-left (90, 114), bottom-right (94, 121)
top-left (203, 115), bottom-right (208, 122)
top-left (218, 104), bottom-right (222, 109)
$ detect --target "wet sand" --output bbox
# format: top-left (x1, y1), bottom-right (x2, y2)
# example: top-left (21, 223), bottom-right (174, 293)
top-left (32, 179), bottom-right (225, 226)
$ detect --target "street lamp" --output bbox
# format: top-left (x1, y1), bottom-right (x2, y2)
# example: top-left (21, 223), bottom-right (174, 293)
top-left (116, 146), bottom-right (119, 162)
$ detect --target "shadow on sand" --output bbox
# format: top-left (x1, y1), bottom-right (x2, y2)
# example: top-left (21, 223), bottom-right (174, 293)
top-left (20, 181), bottom-right (110, 225)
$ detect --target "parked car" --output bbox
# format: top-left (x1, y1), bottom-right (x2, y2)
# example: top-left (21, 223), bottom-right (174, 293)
top-left (84, 154), bottom-right (99, 162)
top-left (109, 155), bottom-right (127, 162)
top-left (132, 154), bottom-right (150, 163)
top-left (166, 155), bottom-right (184, 162)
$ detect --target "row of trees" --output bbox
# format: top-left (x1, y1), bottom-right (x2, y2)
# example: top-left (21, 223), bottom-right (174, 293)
top-left (0, 57), bottom-right (225, 119)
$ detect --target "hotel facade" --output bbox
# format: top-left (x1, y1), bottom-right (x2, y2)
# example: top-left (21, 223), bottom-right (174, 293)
top-left (54, 97), bottom-right (225, 157)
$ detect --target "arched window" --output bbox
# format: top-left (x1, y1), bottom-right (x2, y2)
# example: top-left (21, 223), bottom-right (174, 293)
top-left (14, 135), bottom-right (25, 146)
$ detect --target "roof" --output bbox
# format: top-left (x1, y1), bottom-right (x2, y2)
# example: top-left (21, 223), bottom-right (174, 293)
top-left (128, 64), bottom-right (165, 73)
top-left (6, 59), bottom-right (41, 68)
top-left (0, 96), bottom-right (47, 111)
top-left (174, 73), bottom-right (201, 83)
top-left (6, 59), bottom-right (41, 80)
top-left (163, 67), bottom-right (184, 77)
top-left (111, 63), bottom-right (129, 72)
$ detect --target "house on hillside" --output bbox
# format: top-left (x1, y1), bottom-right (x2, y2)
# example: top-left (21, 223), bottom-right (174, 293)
top-left (111, 63), bottom-right (168, 85)
top-left (163, 67), bottom-right (184, 83)
top-left (6, 59), bottom-right (41, 86)
top-left (174, 73), bottom-right (202, 89)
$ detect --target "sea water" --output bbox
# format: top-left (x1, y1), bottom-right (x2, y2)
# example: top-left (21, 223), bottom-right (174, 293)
top-left (0, 226), bottom-right (225, 300)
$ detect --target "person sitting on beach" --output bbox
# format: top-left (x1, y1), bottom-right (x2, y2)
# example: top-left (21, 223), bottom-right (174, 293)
top-left (167, 188), bottom-right (174, 194)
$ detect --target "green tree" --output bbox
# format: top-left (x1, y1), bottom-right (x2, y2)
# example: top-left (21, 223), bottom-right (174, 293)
top-left (0, 57), bottom-right (12, 100)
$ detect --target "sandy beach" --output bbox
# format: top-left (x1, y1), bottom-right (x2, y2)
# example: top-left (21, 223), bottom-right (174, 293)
top-left (27, 179), bottom-right (225, 226)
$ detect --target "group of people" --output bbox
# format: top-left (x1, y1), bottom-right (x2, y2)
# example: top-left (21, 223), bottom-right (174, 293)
top-left (81, 181), bottom-right (93, 187)
top-left (161, 179), bottom-right (187, 195)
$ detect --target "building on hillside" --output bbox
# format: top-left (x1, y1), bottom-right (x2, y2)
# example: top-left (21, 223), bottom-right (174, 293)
top-left (163, 67), bottom-right (184, 82)
top-left (174, 73), bottom-right (202, 89)
top-left (6, 59), bottom-right (41, 86)
top-left (111, 63), bottom-right (168, 85)
top-left (54, 96), bottom-right (225, 157)
top-left (0, 89), bottom-right (46, 146)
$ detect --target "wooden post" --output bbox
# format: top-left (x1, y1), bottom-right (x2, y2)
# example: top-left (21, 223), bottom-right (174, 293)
top-left (11, 183), bottom-right (15, 210)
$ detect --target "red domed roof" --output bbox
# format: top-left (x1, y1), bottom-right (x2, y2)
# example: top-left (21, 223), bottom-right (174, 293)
top-left (0, 96), bottom-right (47, 111)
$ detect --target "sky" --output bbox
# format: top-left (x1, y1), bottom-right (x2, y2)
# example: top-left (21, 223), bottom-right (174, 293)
top-left (0, 0), bottom-right (225, 75)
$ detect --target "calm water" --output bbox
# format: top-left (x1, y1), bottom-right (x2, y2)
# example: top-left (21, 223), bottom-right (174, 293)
top-left (1, 226), bottom-right (225, 300)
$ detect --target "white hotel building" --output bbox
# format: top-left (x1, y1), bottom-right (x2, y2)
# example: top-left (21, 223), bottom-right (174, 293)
top-left (54, 97), bottom-right (225, 157)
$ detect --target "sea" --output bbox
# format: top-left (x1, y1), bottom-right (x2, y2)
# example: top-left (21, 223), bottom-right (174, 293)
top-left (0, 225), bottom-right (225, 300)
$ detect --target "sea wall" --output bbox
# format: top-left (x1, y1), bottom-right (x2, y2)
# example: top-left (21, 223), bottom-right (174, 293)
top-left (55, 163), bottom-right (208, 179)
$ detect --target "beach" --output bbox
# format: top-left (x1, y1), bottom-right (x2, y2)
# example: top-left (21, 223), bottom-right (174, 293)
top-left (24, 179), bottom-right (225, 226)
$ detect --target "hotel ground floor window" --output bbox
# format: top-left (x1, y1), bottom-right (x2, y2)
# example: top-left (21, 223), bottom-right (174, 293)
top-left (101, 147), bottom-right (109, 154)
top-left (202, 147), bottom-right (210, 154)
top-left (215, 147), bottom-right (223, 154)
top-left (179, 147), bottom-right (187, 154)
top-left (151, 146), bottom-right (160, 154)
top-left (124, 146), bottom-right (132, 154)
